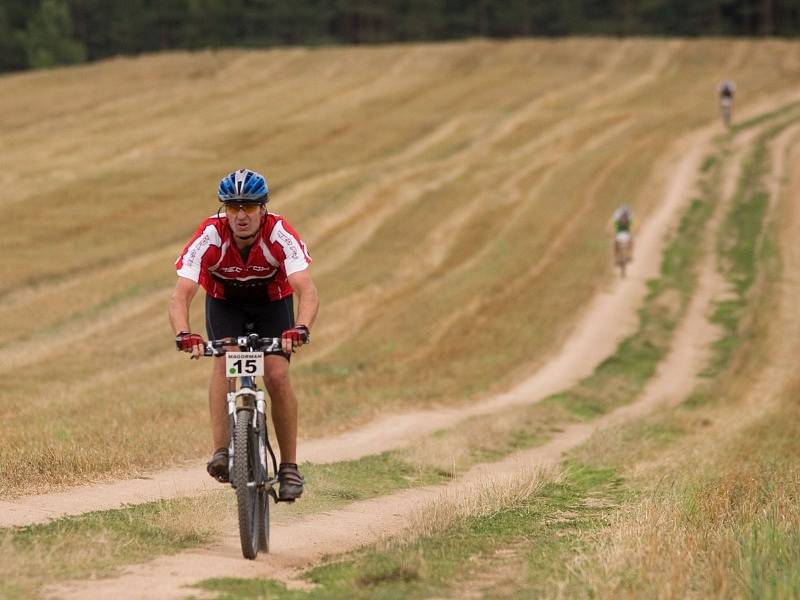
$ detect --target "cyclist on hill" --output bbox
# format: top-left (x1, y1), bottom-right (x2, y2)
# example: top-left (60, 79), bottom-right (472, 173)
top-left (718, 79), bottom-right (736, 126)
top-left (612, 204), bottom-right (634, 265)
top-left (168, 168), bottom-right (319, 500)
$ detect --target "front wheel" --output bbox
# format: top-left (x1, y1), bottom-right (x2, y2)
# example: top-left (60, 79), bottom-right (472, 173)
top-left (233, 410), bottom-right (260, 559)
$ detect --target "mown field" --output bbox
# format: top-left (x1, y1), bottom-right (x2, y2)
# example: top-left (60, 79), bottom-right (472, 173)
top-left (2, 38), bottom-right (800, 497)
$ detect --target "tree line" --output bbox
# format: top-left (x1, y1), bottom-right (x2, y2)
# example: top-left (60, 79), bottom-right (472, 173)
top-left (1, 0), bottom-right (796, 73)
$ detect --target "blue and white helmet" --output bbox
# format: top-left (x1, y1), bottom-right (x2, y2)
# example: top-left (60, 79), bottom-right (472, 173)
top-left (218, 168), bottom-right (269, 203)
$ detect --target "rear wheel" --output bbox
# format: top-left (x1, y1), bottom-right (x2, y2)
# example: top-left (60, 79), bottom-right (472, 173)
top-left (233, 410), bottom-right (259, 559)
top-left (258, 488), bottom-right (269, 551)
top-left (256, 413), bottom-right (270, 552)
top-left (721, 100), bottom-right (733, 127)
top-left (616, 240), bottom-right (630, 278)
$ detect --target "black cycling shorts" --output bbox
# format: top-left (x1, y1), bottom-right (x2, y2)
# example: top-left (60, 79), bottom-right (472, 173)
top-left (205, 295), bottom-right (294, 357)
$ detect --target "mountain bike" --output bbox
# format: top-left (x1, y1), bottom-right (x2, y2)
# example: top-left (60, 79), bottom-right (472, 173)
top-left (614, 233), bottom-right (632, 278)
top-left (204, 332), bottom-right (292, 559)
top-left (720, 96), bottom-right (733, 128)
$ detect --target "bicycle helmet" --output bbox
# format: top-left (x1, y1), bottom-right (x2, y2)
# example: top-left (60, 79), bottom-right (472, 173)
top-left (615, 204), bottom-right (632, 223)
top-left (218, 168), bottom-right (269, 203)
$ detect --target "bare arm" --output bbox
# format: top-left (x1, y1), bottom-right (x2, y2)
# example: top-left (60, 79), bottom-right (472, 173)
top-left (169, 276), bottom-right (200, 335)
top-left (288, 268), bottom-right (319, 331)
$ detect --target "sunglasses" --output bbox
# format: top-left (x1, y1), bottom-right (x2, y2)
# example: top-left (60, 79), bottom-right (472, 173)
top-left (224, 203), bottom-right (262, 215)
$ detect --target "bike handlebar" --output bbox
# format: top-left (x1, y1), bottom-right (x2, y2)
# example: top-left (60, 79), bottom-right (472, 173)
top-left (202, 334), bottom-right (283, 357)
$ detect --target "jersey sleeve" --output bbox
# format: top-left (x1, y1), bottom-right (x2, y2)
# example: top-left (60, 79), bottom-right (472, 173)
top-left (175, 220), bottom-right (223, 282)
top-left (269, 219), bottom-right (312, 276)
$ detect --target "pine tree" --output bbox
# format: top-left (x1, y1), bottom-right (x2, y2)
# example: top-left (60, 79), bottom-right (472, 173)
top-left (22, 0), bottom-right (86, 68)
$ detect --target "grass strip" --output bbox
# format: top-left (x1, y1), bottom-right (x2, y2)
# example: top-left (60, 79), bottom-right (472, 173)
top-left (692, 114), bottom-right (797, 388)
top-left (194, 464), bottom-right (627, 600)
top-left (729, 100), bottom-right (800, 136)
top-left (0, 494), bottom-right (226, 600)
top-left (0, 454), bottom-right (449, 600)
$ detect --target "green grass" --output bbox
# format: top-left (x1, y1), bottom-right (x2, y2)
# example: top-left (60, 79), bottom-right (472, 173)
top-left (729, 101), bottom-right (800, 135)
top-left (291, 453), bottom-right (450, 517)
top-left (739, 511), bottom-right (800, 600)
top-left (0, 453), bottom-right (450, 599)
top-left (193, 464), bottom-right (627, 600)
top-left (0, 494), bottom-right (226, 600)
top-left (702, 115), bottom-right (796, 378)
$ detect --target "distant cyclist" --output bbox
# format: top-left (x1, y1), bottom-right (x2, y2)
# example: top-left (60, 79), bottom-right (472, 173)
top-left (169, 168), bottom-right (319, 500)
top-left (717, 80), bottom-right (736, 126)
top-left (611, 204), bottom-right (634, 267)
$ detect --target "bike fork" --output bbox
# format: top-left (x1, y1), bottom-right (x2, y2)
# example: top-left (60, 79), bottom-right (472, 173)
top-left (255, 390), bottom-right (268, 484)
top-left (226, 390), bottom-right (237, 478)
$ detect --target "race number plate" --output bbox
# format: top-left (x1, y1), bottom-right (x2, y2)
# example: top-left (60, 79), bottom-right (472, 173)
top-left (225, 352), bottom-right (264, 378)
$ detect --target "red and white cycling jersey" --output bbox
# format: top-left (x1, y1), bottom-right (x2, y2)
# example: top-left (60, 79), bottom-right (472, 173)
top-left (175, 212), bottom-right (311, 302)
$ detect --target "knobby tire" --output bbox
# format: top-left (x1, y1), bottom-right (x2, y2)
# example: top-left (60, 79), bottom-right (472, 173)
top-left (233, 411), bottom-right (259, 559)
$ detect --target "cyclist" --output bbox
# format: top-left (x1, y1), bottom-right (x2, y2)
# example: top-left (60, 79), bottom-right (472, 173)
top-left (168, 168), bottom-right (319, 500)
top-left (611, 204), bottom-right (634, 264)
top-left (718, 79), bottom-right (736, 124)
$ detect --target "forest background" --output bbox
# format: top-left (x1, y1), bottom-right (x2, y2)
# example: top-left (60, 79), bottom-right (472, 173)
top-left (1, 0), bottom-right (796, 73)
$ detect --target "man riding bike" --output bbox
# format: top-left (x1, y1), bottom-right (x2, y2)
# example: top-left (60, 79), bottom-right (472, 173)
top-left (717, 79), bottom-right (736, 126)
top-left (612, 204), bottom-right (634, 265)
top-left (168, 168), bottom-right (319, 500)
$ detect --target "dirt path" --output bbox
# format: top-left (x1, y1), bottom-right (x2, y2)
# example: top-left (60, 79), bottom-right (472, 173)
top-left (0, 121), bottom-right (710, 529)
top-left (6, 94), bottom-right (799, 534)
top-left (42, 127), bottom-right (739, 598)
top-left (41, 95), bottom-right (800, 600)
top-left (10, 92), bottom-right (797, 530)
top-left (47, 104), bottom-right (800, 599)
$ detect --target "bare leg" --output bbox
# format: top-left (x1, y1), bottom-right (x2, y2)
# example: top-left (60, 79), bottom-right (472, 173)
top-left (209, 357), bottom-right (229, 451)
top-left (263, 355), bottom-right (298, 463)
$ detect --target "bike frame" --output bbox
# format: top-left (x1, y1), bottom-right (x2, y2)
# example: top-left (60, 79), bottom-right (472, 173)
top-left (205, 334), bottom-right (284, 501)
top-left (226, 374), bottom-right (280, 497)
top-left (203, 332), bottom-right (291, 559)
